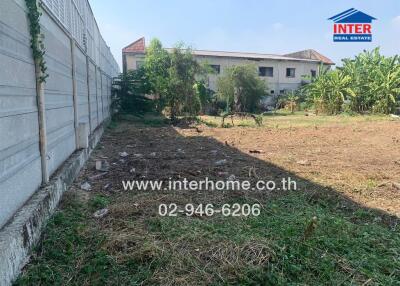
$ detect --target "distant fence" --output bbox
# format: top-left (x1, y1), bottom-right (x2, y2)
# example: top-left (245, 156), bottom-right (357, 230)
top-left (0, 0), bottom-right (119, 228)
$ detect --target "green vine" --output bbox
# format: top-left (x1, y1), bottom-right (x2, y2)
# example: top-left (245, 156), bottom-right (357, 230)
top-left (25, 0), bottom-right (48, 83)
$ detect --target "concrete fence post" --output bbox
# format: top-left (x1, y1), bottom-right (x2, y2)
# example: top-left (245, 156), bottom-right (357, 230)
top-left (86, 56), bottom-right (92, 133)
top-left (70, 39), bottom-right (79, 148)
top-left (35, 60), bottom-right (49, 184)
top-left (99, 68), bottom-right (104, 122)
top-left (94, 66), bottom-right (99, 125)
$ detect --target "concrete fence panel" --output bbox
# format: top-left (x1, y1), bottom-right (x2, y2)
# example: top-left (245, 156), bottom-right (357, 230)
top-left (75, 45), bottom-right (90, 127)
top-left (96, 68), bottom-right (104, 123)
top-left (41, 10), bottom-right (77, 176)
top-left (0, 0), bottom-right (43, 228)
top-left (88, 60), bottom-right (98, 131)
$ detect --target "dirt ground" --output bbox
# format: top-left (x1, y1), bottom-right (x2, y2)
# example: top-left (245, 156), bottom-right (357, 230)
top-left (78, 118), bottom-right (400, 217)
top-left (181, 120), bottom-right (400, 216)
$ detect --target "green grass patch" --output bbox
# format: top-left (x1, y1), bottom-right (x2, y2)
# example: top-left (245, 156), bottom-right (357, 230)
top-left (199, 112), bottom-right (393, 129)
top-left (144, 193), bottom-right (400, 285)
top-left (15, 193), bottom-right (399, 285)
top-left (14, 194), bottom-right (158, 286)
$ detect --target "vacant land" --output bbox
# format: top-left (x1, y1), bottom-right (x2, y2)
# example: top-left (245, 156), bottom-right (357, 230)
top-left (16, 114), bottom-right (400, 285)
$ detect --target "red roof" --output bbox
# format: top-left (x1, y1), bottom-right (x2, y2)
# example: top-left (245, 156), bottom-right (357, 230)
top-left (122, 37), bottom-right (145, 53)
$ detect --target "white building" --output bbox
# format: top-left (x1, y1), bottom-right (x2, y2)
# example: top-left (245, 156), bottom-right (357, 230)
top-left (122, 37), bottom-right (334, 97)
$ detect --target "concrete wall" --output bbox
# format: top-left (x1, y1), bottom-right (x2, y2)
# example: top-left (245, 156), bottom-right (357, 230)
top-left (0, 0), bottom-right (119, 229)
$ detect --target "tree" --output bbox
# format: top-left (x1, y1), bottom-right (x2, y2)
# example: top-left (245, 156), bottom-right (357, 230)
top-left (145, 38), bottom-right (170, 112)
top-left (304, 69), bottom-right (355, 115)
top-left (193, 81), bottom-right (214, 114)
top-left (166, 44), bottom-right (200, 119)
top-left (216, 64), bottom-right (267, 113)
top-left (340, 48), bottom-right (400, 114)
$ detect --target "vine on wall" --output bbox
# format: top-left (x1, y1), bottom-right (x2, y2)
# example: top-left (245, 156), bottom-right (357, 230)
top-left (25, 0), bottom-right (48, 83)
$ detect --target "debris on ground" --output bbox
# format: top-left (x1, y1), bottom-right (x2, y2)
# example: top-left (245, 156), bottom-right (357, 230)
top-left (80, 182), bottom-right (92, 191)
top-left (249, 150), bottom-right (264, 154)
top-left (149, 152), bottom-right (156, 157)
top-left (393, 182), bottom-right (400, 190)
top-left (303, 216), bottom-right (318, 241)
top-left (297, 159), bottom-right (311, 166)
top-left (103, 183), bottom-right (111, 190)
top-left (95, 159), bottom-right (110, 172)
top-left (210, 150), bottom-right (218, 155)
top-left (93, 208), bottom-right (109, 219)
top-left (119, 151), bottom-right (129, 157)
top-left (130, 168), bottom-right (136, 173)
top-left (177, 148), bottom-right (185, 154)
top-left (227, 174), bottom-right (236, 181)
top-left (248, 167), bottom-right (259, 179)
top-left (89, 172), bottom-right (108, 181)
top-left (215, 159), bottom-right (227, 166)
top-left (134, 153), bottom-right (143, 158)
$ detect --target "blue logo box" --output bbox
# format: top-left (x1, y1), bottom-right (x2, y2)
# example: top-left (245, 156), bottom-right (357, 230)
top-left (333, 34), bottom-right (372, 42)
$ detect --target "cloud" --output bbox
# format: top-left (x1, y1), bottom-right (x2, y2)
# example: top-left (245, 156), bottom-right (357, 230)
top-left (272, 22), bottom-right (284, 31)
top-left (392, 15), bottom-right (400, 28)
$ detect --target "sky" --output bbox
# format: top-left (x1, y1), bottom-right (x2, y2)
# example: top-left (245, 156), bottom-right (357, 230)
top-left (90, 0), bottom-right (400, 70)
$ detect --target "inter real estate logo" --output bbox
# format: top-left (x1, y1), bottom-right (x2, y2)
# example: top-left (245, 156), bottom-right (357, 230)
top-left (328, 8), bottom-right (377, 42)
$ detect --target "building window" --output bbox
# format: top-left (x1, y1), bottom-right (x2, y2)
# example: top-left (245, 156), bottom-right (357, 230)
top-left (286, 68), bottom-right (295, 78)
top-left (136, 61), bottom-right (144, 69)
top-left (259, 67), bottom-right (273, 77)
top-left (270, 90), bottom-right (275, 94)
top-left (311, 69), bottom-right (317, 78)
top-left (210, 65), bottom-right (220, 74)
top-left (280, 90), bottom-right (285, 94)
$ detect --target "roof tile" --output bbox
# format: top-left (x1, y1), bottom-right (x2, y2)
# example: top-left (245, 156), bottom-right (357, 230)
top-left (123, 37), bottom-right (145, 53)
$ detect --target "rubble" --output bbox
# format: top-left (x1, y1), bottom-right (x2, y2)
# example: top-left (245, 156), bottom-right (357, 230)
top-left (215, 159), bottom-right (227, 166)
top-left (227, 174), bottom-right (236, 181)
top-left (119, 151), bottom-right (129, 157)
top-left (93, 208), bottom-right (109, 218)
top-left (95, 159), bottom-right (110, 172)
top-left (80, 182), bottom-right (92, 191)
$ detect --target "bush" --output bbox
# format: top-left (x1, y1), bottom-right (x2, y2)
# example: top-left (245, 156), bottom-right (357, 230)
top-left (112, 68), bottom-right (154, 115)
top-left (216, 64), bottom-right (267, 113)
top-left (304, 48), bottom-right (400, 115)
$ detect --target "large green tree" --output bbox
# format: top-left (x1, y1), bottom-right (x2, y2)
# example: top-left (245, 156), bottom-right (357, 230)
top-left (166, 44), bottom-right (200, 119)
top-left (144, 38), bottom-right (170, 111)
